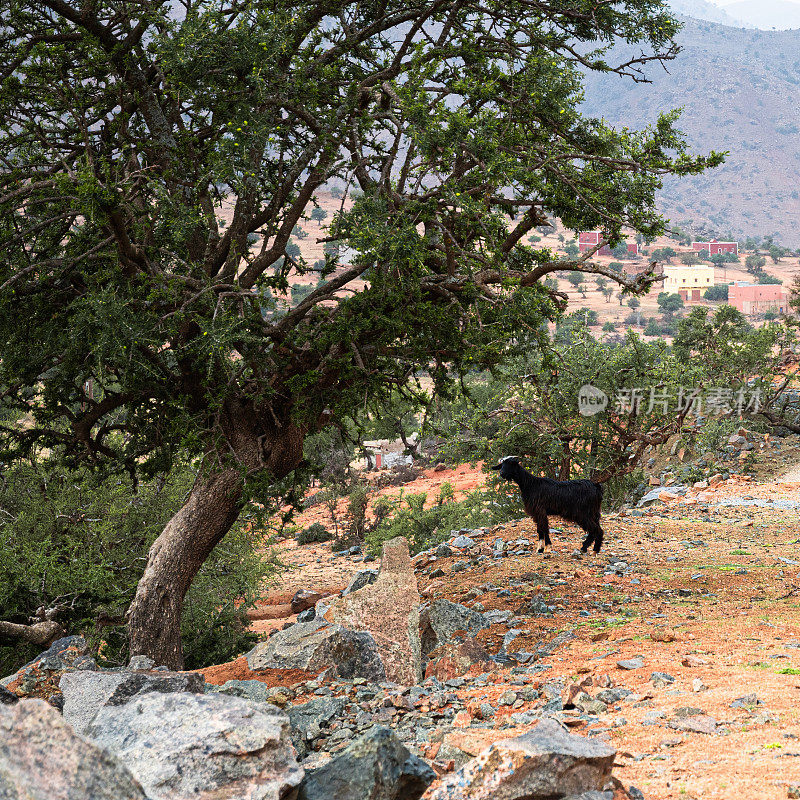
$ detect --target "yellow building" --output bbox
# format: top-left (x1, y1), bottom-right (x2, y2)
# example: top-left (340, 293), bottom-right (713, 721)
top-left (661, 264), bottom-right (715, 302)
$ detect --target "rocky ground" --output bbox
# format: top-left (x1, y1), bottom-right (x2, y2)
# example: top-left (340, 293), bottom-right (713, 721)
top-left (211, 461), bottom-right (800, 800)
top-left (4, 461), bottom-right (800, 800)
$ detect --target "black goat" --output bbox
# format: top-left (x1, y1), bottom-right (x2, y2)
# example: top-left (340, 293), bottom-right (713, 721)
top-left (491, 456), bottom-right (605, 554)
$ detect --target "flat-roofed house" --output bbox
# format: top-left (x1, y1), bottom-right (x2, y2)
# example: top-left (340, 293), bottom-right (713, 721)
top-left (662, 264), bottom-right (715, 302)
top-left (728, 282), bottom-right (788, 315)
top-left (577, 231), bottom-right (638, 256)
top-left (691, 240), bottom-right (738, 256)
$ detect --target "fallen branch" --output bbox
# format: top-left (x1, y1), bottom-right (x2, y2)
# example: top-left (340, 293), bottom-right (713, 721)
top-left (0, 619), bottom-right (65, 647)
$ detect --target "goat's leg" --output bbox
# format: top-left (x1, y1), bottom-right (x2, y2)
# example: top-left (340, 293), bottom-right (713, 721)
top-left (590, 522), bottom-right (604, 553)
top-left (535, 514), bottom-right (551, 554)
top-left (580, 520), bottom-right (604, 554)
top-left (578, 518), bottom-right (594, 554)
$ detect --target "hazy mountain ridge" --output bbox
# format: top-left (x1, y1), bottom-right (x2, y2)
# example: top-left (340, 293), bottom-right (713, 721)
top-left (580, 17), bottom-right (800, 245)
top-left (667, 0), bottom-right (753, 27)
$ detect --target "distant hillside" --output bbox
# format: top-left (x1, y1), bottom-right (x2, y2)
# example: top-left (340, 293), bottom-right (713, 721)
top-left (580, 17), bottom-right (800, 246)
top-left (724, 0), bottom-right (800, 30)
top-left (667, 0), bottom-right (752, 27)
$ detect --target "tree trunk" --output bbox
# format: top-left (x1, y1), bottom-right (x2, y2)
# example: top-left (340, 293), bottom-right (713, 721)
top-left (127, 468), bottom-right (244, 670)
top-left (127, 400), bottom-right (306, 670)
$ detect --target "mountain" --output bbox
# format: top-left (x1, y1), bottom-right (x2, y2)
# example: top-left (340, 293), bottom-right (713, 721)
top-left (724, 0), bottom-right (800, 29)
top-left (667, 0), bottom-right (753, 27)
top-left (580, 17), bottom-right (800, 246)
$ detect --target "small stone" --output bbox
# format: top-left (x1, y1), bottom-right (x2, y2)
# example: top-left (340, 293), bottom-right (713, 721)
top-left (681, 655), bottom-right (707, 667)
top-left (616, 658), bottom-right (644, 671)
top-left (127, 656), bottom-right (155, 670)
top-left (498, 690), bottom-right (517, 706)
top-left (451, 536), bottom-right (475, 549)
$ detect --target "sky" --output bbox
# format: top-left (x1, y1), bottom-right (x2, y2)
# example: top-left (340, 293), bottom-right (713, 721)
top-left (714, 0), bottom-right (800, 4)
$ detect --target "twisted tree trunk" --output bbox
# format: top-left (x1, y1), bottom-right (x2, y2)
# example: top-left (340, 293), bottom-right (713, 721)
top-left (126, 468), bottom-right (245, 670)
top-left (127, 407), bottom-right (306, 670)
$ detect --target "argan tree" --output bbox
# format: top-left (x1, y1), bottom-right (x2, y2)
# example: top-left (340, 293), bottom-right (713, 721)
top-left (1, 0), bottom-right (721, 667)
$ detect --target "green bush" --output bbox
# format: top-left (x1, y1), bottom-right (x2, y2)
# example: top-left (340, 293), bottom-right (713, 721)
top-left (295, 522), bottom-right (332, 545)
top-left (704, 284), bottom-right (728, 301)
top-left (364, 483), bottom-right (517, 555)
top-left (0, 461), bottom-right (275, 675)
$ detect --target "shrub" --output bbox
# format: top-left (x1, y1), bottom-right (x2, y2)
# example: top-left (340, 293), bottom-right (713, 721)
top-left (364, 483), bottom-right (517, 555)
top-left (0, 461), bottom-right (274, 675)
top-left (295, 522), bottom-right (332, 545)
top-left (704, 284), bottom-right (729, 301)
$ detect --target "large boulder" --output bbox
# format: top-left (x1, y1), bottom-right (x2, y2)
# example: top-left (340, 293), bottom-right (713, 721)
top-left (425, 719), bottom-right (616, 800)
top-left (326, 537), bottom-right (422, 685)
top-left (424, 638), bottom-right (493, 681)
top-left (0, 699), bottom-right (148, 800)
top-left (246, 619), bottom-right (386, 682)
top-left (1, 636), bottom-right (96, 707)
top-left (61, 668), bottom-right (205, 734)
top-left (287, 696), bottom-right (348, 757)
top-left (419, 600), bottom-right (489, 657)
top-left (297, 726), bottom-right (435, 800)
top-left (1, 636), bottom-right (96, 688)
top-left (84, 692), bottom-right (303, 800)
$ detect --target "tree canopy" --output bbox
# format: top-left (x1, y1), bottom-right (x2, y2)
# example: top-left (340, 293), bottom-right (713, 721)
top-left (1, 0), bottom-right (722, 667)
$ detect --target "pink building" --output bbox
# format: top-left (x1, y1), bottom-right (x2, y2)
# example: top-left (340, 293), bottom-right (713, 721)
top-left (578, 231), bottom-right (638, 256)
top-left (692, 240), bottom-right (738, 256)
top-left (728, 282), bottom-right (789, 315)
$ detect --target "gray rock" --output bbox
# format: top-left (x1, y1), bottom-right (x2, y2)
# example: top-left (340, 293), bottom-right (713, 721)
top-left (536, 630), bottom-right (576, 658)
top-left (60, 668), bottom-right (205, 734)
top-left (483, 609), bottom-right (513, 625)
top-left (650, 671), bottom-right (675, 685)
top-left (341, 569), bottom-right (379, 596)
top-left (207, 679), bottom-right (272, 703)
top-left (595, 688), bottom-right (631, 705)
top-left (127, 655), bottom-right (156, 670)
top-left (297, 725), bottom-right (435, 800)
top-left (420, 599), bottom-right (488, 656)
top-left (246, 620), bottom-right (386, 682)
top-left (435, 543), bottom-right (454, 557)
top-left (298, 607), bottom-right (317, 622)
top-left (730, 693), bottom-right (760, 708)
top-left (616, 658), bottom-right (644, 670)
top-left (426, 719), bottom-right (616, 800)
top-left (0, 686), bottom-right (18, 705)
top-left (563, 793), bottom-right (613, 800)
top-left (0, 699), bottom-right (148, 800)
top-left (85, 692), bottom-right (303, 800)
top-left (288, 696), bottom-right (348, 757)
top-left (450, 535), bottom-right (475, 549)
top-left (1, 635), bottom-right (96, 690)
top-left (668, 714), bottom-right (717, 735)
